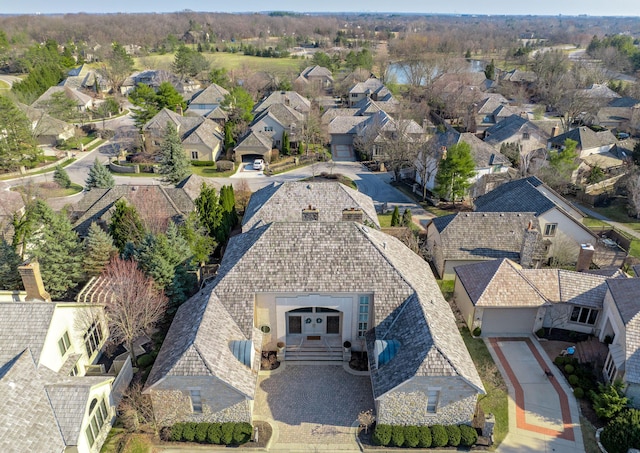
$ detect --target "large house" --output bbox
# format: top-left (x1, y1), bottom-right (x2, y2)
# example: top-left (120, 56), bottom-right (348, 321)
top-left (144, 183), bottom-right (484, 428)
top-left (187, 83), bottom-right (230, 116)
top-left (548, 126), bottom-right (618, 159)
top-left (0, 260), bottom-right (132, 453)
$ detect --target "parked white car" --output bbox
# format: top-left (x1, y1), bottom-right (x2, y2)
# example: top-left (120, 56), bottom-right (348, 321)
top-left (253, 159), bottom-right (265, 171)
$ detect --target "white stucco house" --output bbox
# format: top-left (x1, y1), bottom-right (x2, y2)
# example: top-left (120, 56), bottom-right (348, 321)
top-left (144, 182), bottom-right (484, 428)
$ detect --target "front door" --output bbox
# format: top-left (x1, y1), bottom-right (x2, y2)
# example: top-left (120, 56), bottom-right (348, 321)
top-left (287, 307), bottom-right (341, 338)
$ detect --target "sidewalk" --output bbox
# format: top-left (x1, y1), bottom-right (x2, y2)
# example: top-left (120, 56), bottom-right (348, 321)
top-left (573, 201), bottom-right (640, 241)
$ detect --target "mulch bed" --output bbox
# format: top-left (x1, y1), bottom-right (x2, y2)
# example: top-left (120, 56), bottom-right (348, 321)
top-left (260, 351), bottom-right (280, 371)
top-left (239, 421), bottom-right (272, 448)
top-left (349, 351), bottom-right (369, 371)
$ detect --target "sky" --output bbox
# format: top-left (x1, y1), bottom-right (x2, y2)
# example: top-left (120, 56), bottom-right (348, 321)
top-left (4, 0), bottom-right (640, 16)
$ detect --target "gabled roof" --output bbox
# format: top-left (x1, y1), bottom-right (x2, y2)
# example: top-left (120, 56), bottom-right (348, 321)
top-left (299, 65), bottom-right (333, 81)
top-left (426, 129), bottom-right (510, 168)
top-left (204, 105), bottom-right (229, 122)
top-left (253, 91), bottom-right (311, 114)
top-left (605, 278), bottom-right (640, 383)
top-left (328, 115), bottom-right (369, 135)
top-left (252, 103), bottom-right (304, 129)
top-left (242, 181), bottom-right (380, 231)
top-left (476, 93), bottom-right (511, 114)
top-left (234, 130), bottom-right (273, 151)
top-left (16, 103), bottom-right (74, 137)
top-left (189, 83), bottom-right (230, 105)
top-left (33, 86), bottom-right (93, 108)
top-left (473, 176), bottom-right (555, 215)
top-left (431, 212), bottom-right (539, 263)
top-left (548, 126), bottom-right (617, 150)
top-left (484, 114), bottom-right (549, 145)
top-left (0, 302), bottom-right (56, 365)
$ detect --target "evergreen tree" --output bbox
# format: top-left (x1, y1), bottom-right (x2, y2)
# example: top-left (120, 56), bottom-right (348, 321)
top-left (85, 158), bottom-right (115, 191)
top-left (0, 96), bottom-right (42, 171)
top-left (179, 211), bottom-right (215, 266)
top-left (195, 183), bottom-right (225, 242)
top-left (83, 222), bottom-right (117, 278)
top-left (0, 239), bottom-right (23, 290)
top-left (282, 130), bottom-right (290, 155)
top-left (159, 122), bottom-right (191, 184)
top-left (219, 184), bottom-right (237, 231)
top-left (434, 142), bottom-right (476, 206)
top-left (224, 121), bottom-right (235, 152)
top-left (484, 59), bottom-right (496, 80)
top-left (29, 202), bottom-right (84, 299)
top-left (109, 200), bottom-right (145, 252)
top-left (390, 206), bottom-right (400, 226)
top-left (53, 165), bottom-right (71, 188)
top-left (402, 208), bottom-right (412, 228)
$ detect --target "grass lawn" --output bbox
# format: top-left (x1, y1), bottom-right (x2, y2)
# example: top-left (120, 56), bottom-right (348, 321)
top-left (100, 428), bottom-right (153, 453)
top-left (135, 52), bottom-right (303, 74)
top-left (581, 415), bottom-right (600, 453)
top-left (460, 328), bottom-right (509, 449)
top-left (190, 165), bottom-right (236, 178)
top-left (0, 158), bottom-right (77, 181)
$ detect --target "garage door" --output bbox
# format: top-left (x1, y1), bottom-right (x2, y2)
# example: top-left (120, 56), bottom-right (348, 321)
top-left (481, 308), bottom-right (538, 336)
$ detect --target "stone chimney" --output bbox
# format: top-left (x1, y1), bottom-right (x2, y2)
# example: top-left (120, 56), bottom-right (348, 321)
top-left (342, 207), bottom-right (364, 223)
top-left (18, 259), bottom-right (51, 302)
top-left (520, 220), bottom-right (539, 268)
top-left (551, 125), bottom-right (560, 137)
top-left (576, 243), bottom-right (595, 272)
top-left (302, 205), bottom-right (319, 221)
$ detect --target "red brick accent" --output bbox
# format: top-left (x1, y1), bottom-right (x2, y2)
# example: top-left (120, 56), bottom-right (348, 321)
top-left (489, 338), bottom-right (574, 441)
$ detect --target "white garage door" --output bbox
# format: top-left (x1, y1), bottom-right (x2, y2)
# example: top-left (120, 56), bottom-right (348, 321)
top-left (481, 308), bottom-right (538, 336)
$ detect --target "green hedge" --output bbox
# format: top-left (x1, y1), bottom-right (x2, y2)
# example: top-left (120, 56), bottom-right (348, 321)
top-left (191, 160), bottom-right (216, 167)
top-left (601, 409), bottom-right (640, 453)
top-left (372, 423), bottom-right (478, 448)
top-left (169, 422), bottom-right (252, 445)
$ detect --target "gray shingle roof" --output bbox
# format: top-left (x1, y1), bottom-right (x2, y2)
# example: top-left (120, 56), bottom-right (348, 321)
top-left (606, 279), bottom-right (640, 383)
top-left (189, 83), bottom-right (229, 105)
top-left (548, 126), bottom-right (617, 150)
top-left (425, 129), bottom-right (510, 169)
top-left (484, 114), bottom-right (548, 145)
top-left (253, 91), bottom-right (311, 114)
top-left (0, 302), bottom-right (56, 365)
top-left (45, 383), bottom-right (93, 445)
top-left (242, 181), bottom-right (380, 231)
top-left (473, 176), bottom-right (555, 216)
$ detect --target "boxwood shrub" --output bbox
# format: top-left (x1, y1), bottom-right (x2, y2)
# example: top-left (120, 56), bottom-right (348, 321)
top-left (221, 422), bottom-right (235, 445)
top-left (233, 422), bottom-right (253, 444)
top-left (182, 422), bottom-right (197, 442)
top-left (390, 425), bottom-right (405, 447)
top-left (195, 423), bottom-right (208, 442)
top-left (573, 387), bottom-right (585, 399)
top-left (404, 425), bottom-right (419, 447)
top-left (191, 160), bottom-right (216, 167)
top-left (564, 364), bottom-right (575, 374)
top-left (459, 424), bottom-right (478, 447)
top-left (216, 160), bottom-right (235, 172)
top-left (445, 424), bottom-right (461, 447)
top-left (170, 423), bottom-right (184, 441)
top-left (207, 423), bottom-right (222, 444)
top-left (417, 426), bottom-right (432, 448)
top-left (568, 374), bottom-right (580, 386)
top-left (373, 424), bottom-right (392, 446)
top-left (168, 422), bottom-right (252, 445)
top-left (430, 425), bottom-right (448, 448)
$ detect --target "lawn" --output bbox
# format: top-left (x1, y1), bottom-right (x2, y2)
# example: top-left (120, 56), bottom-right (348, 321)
top-left (100, 428), bottom-right (153, 453)
top-left (460, 328), bottom-right (509, 449)
top-left (135, 52), bottom-right (303, 74)
top-left (190, 165), bottom-right (236, 178)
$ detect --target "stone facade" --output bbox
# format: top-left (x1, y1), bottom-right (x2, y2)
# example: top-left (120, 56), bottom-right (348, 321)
top-left (149, 376), bottom-right (252, 427)
top-left (376, 377), bottom-right (478, 426)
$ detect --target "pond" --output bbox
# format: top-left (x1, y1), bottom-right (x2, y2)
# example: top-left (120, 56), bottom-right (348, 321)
top-left (387, 58), bottom-right (486, 85)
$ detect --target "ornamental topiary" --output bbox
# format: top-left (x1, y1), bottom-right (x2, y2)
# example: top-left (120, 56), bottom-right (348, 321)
top-left (195, 423), bottom-right (208, 442)
top-left (417, 425), bottom-right (432, 448)
top-left (390, 425), bottom-right (405, 447)
top-left (459, 424), bottom-right (478, 447)
top-left (182, 422), bottom-right (197, 442)
top-left (473, 326), bottom-right (482, 337)
top-left (574, 388), bottom-right (585, 399)
top-left (221, 422), bottom-right (235, 445)
top-left (564, 364), bottom-right (575, 374)
top-left (600, 409), bottom-right (640, 453)
top-left (430, 425), bottom-right (448, 448)
top-left (233, 422), bottom-right (253, 444)
top-left (373, 424), bottom-right (392, 446)
top-left (404, 426), bottom-right (419, 447)
top-left (170, 423), bottom-right (184, 442)
top-left (445, 424), bottom-right (461, 447)
top-left (569, 374), bottom-right (580, 386)
top-left (207, 423), bottom-right (222, 444)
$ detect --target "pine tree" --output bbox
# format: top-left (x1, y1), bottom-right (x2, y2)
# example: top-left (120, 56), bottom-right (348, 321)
top-left (282, 130), bottom-right (290, 155)
top-left (29, 202), bottom-right (84, 299)
top-left (53, 165), bottom-right (72, 188)
top-left (83, 222), bottom-right (117, 278)
top-left (390, 206), bottom-right (400, 226)
top-left (0, 239), bottom-right (23, 290)
top-left (109, 200), bottom-right (145, 252)
top-left (195, 183), bottom-right (224, 241)
top-left (219, 184), bottom-right (237, 231)
top-left (224, 122), bottom-right (235, 152)
top-left (159, 122), bottom-right (191, 184)
top-left (402, 208), bottom-right (412, 228)
top-left (434, 142), bottom-right (476, 206)
top-left (85, 158), bottom-right (115, 191)
top-left (0, 96), bottom-right (42, 171)
top-left (179, 212), bottom-right (215, 266)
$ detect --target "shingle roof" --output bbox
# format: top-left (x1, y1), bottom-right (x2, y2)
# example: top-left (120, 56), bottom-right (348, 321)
top-left (0, 302), bottom-right (56, 365)
top-left (253, 91), bottom-right (311, 114)
top-left (253, 103), bottom-right (305, 129)
top-left (242, 181), bottom-right (380, 231)
top-left (484, 114), bottom-right (548, 145)
top-left (45, 383), bottom-right (93, 445)
top-left (432, 212), bottom-right (539, 262)
top-left (606, 279), bottom-right (640, 383)
top-left (189, 83), bottom-right (229, 105)
top-left (473, 176), bottom-right (555, 216)
top-left (328, 115), bottom-right (369, 135)
top-left (234, 130), bottom-right (273, 151)
top-left (425, 129), bottom-right (510, 169)
top-left (548, 126), bottom-right (617, 150)
top-left (33, 86), bottom-right (92, 109)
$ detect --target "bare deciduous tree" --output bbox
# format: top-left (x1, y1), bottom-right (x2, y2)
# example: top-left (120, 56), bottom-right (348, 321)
top-left (102, 256), bottom-right (168, 365)
top-left (627, 169), bottom-right (640, 219)
top-left (546, 304), bottom-right (571, 335)
top-left (118, 382), bottom-right (156, 433)
top-left (358, 409), bottom-right (376, 434)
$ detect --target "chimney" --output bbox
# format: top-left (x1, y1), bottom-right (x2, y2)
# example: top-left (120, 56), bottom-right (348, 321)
top-left (342, 207), bottom-right (364, 223)
top-left (18, 259), bottom-right (51, 302)
top-left (302, 205), bottom-right (319, 221)
top-left (519, 221), bottom-right (539, 268)
top-left (576, 243), bottom-right (595, 272)
top-left (551, 125), bottom-right (560, 137)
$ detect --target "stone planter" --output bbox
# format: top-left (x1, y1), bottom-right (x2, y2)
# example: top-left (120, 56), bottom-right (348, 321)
top-left (276, 341), bottom-right (285, 361)
top-left (343, 341), bottom-right (352, 362)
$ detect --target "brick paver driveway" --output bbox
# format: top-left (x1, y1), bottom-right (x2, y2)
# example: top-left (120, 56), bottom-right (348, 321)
top-left (254, 364), bottom-right (374, 451)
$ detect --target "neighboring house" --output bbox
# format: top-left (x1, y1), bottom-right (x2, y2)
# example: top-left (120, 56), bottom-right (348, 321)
top-left (121, 70), bottom-right (200, 96)
top-left (61, 64), bottom-right (108, 93)
top-left (328, 115), bottom-right (370, 149)
top-left (499, 69), bottom-right (537, 87)
top-left (143, 108), bottom-right (224, 162)
top-left (473, 176), bottom-right (598, 264)
top-left (72, 185), bottom-right (195, 237)
top-left (425, 212), bottom-right (545, 279)
top-left (144, 186), bottom-right (484, 428)
top-left (0, 185), bottom-right (25, 243)
top-left (548, 126), bottom-right (618, 159)
top-left (232, 130), bottom-right (273, 163)
top-left (431, 72), bottom-right (493, 96)
top-left (415, 129), bottom-right (510, 194)
top-left (186, 83), bottom-right (230, 116)
top-left (483, 114), bottom-right (550, 158)
top-left (0, 260), bottom-right (132, 453)
top-left (33, 86), bottom-right (94, 112)
top-left (249, 103), bottom-right (305, 152)
top-left (16, 103), bottom-right (75, 146)
top-left (253, 91), bottom-right (311, 115)
top-left (595, 97), bottom-right (640, 131)
top-left (242, 181), bottom-right (380, 231)
top-left (474, 94), bottom-right (519, 132)
top-left (347, 78), bottom-right (394, 107)
top-left (294, 65), bottom-right (334, 90)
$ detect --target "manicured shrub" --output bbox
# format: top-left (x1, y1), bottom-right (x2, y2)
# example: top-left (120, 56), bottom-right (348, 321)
top-left (404, 425), bottom-right (419, 447)
top-left (221, 422), bottom-right (235, 445)
top-left (373, 424), bottom-right (392, 446)
top-left (390, 425), bottom-right (405, 447)
top-left (430, 425), bottom-right (448, 447)
top-left (182, 422), bottom-right (197, 442)
top-left (170, 423), bottom-right (184, 441)
top-left (191, 160), bottom-right (216, 167)
top-left (207, 423), bottom-right (222, 444)
top-left (417, 426), bottom-right (432, 448)
top-left (564, 364), bottom-right (575, 374)
top-left (600, 409), bottom-right (640, 453)
top-left (473, 326), bottom-right (482, 337)
top-left (233, 422), bottom-right (253, 444)
top-left (574, 388), bottom-right (585, 399)
top-left (136, 354), bottom-right (154, 368)
top-left (536, 328), bottom-right (545, 338)
top-left (569, 374), bottom-right (580, 386)
top-left (195, 423), bottom-right (208, 442)
top-left (216, 160), bottom-right (235, 172)
top-left (445, 424), bottom-right (461, 447)
top-left (459, 424), bottom-right (478, 447)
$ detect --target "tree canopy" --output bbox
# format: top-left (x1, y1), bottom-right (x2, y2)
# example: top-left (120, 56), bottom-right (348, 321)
top-left (173, 45), bottom-right (210, 79)
top-left (158, 122), bottom-right (191, 184)
top-left (0, 96), bottom-right (43, 172)
top-left (85, 158), bottom-right (115, 191)
top-left (434, 141), bottom-right (476, 204)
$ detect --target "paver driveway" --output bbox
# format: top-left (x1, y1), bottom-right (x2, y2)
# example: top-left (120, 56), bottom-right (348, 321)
top-left (254, 363), bottom-right (374, 451)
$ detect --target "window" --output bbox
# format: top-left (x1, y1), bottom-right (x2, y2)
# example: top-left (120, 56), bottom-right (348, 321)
top-left (191, 151), bottom-right (198, 159)
top-left (190, 389), bottom-right (202, 413)
top-left (358, 296), bottom-right (370, 338)
top-left (544, 223), bottom-right (557, 236)
top-left (570, 306), bottom-right (599, 326)
top-left (85, 398), bottom-right (109, 447)
top-left (427, 389), bottom-right (440, 413)
top-left (264, 126), bottom-right (273, 132)
top-left (522, 132), bottom-right (530, 140)
top-left (604, 353), bottom-right (617, 382)
top-left (84, 321), bottom-right (104, 358)
top-left (351, 93), bottom-right (358, 98)
top-left (58, 331), bottom-right (71, 357)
